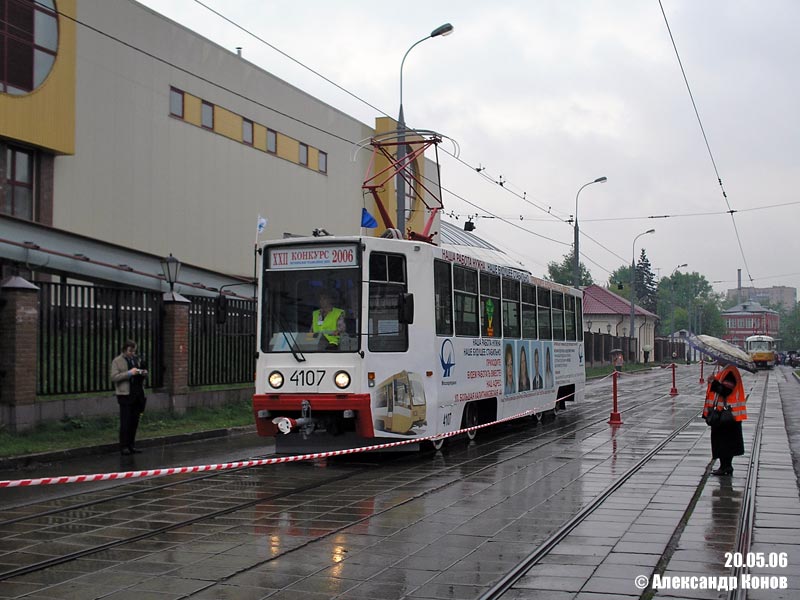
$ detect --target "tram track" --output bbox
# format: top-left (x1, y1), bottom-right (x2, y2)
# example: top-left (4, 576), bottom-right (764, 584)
top-left (476, 370), bottom-right (770, 600)
top-left (0, 368), bottom-right (703, 586)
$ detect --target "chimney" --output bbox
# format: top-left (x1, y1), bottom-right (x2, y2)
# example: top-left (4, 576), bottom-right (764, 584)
top-left (236, 47), bottom-right (242, 57)
top-left (737, 268), bottom-right (742, 303)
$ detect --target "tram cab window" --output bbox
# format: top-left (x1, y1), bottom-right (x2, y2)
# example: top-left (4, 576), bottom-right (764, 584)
top-left (480, 273), bottom-right (502, 338)
top-left (502, 278), bottom-right (520, 339)
top-left (552, 292), bottom-right (565, 340)
top-left (261, 262), bottom-right (360, 353)
top-left (538, 288), bottom-right (552, 340)
top-left (454, 266), bottom-right (479, 337)
top-left (521, 283), bottom-right (537, 339)
top-left (565, 294), bottom-right (577, 341)
top-left (368, 252), bottom-right (408, 352)
top-left (434, 259), bottom-right (453, 336)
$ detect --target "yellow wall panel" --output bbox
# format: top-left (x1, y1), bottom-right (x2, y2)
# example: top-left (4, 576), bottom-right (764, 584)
top-left (215, 106), bottom-right (240, 141)
top-left (308, 147), bottom-right (319, 171)
top-left (183, 95), bottom-right (201, 127)
top-left (277, 134), bottom-right (299, 163)
top-left (0, 0), bottom-right (76, 155)
top-left (253, 123), bottom-right (267, 151)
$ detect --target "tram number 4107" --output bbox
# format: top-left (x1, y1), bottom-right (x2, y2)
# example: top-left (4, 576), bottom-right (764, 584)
top-left (290, 370), bottom-right (326, 386)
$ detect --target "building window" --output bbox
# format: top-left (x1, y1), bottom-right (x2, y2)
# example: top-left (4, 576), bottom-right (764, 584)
top-left (2, 145), bottom-right (35, 220)
top-left (170, 88), bottom-right (184, 118)
top-left (267, 129), bottom-right (277, 153)
top-left (201, 101), bottom-right (214, 129)
top-left (318, 151), bottom-right (327, 173)
top-left (242, 118), bottom-right (253, 145)
top-left (0, 0), bottom-right (58, 95)
top-left (299, 143), bottom-right (308, 166)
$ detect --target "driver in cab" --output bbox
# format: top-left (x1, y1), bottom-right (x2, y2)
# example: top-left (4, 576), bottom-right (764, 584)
top-left (311, 290), bottom-right (345, 349)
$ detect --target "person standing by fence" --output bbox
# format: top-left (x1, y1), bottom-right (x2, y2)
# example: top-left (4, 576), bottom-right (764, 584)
top-left (111, 340), bottom-right (148, 455)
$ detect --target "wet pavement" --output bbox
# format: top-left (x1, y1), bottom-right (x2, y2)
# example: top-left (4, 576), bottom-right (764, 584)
top-left (0, 365), bottom-right (799, 600)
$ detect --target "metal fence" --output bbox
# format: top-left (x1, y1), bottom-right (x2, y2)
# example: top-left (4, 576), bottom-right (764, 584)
top-left (187, 296), bottom-right (256, 387)
top-left (38, 283), bottom-right (163, 395)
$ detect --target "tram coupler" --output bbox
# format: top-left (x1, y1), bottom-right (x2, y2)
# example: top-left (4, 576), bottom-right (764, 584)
top-left (608, 370), bottom-right (623, 425)
top-left (272, 416), bottom-right (315, 435)
top-left (670, 362), bottom-right (679, 396)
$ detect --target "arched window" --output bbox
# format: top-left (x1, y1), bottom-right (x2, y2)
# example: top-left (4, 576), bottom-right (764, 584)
top-left (1, 0), bottom-right (59, 95)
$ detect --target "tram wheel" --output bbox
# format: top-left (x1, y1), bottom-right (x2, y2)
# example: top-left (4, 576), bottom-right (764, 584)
top-left (465, 402), bottom-right (479, 441)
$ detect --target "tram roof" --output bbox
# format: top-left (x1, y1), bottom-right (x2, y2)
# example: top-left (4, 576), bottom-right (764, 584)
top-left (438, 221), bottom-right (529, 275)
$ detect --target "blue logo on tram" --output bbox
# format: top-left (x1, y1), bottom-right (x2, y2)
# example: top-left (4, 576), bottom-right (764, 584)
top-left (440, 339), bottom-right (456, 377)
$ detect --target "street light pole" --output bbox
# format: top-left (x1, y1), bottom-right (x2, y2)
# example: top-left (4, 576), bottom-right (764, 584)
top-left (396, 23), bottom-right (453, 236)
top-left (629, 229), bottom-right (655, 362)
top-left (573, 176), bottom-right (607, 288)
top-left (669, 263), bottom-right (687, 342)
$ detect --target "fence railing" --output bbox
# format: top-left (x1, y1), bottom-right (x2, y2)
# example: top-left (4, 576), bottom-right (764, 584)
top-left (187, 296), bottom-right (256, 387)
top-left (38, 283), bottom-right (163, 395)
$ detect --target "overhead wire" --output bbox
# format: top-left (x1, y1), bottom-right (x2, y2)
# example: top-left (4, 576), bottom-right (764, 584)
top-left (658, 0), bottom-right (755, 283)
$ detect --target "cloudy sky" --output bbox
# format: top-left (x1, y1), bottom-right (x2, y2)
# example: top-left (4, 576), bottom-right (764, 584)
top-left (137, 0), bottom-right (800, 298)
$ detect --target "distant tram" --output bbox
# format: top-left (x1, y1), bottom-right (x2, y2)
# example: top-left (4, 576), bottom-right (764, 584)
top-left (745, 335), bottom-right (776, 369)
top-left (252, 232), bottom-right (587, 453)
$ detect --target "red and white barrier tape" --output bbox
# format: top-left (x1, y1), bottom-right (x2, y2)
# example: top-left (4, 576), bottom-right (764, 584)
top-left (0, 393), bottom-right (580, 488)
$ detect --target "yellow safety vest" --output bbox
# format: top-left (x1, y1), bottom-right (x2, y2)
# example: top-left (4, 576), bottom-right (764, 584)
top-left (312, 308), bottom-right (344, 345)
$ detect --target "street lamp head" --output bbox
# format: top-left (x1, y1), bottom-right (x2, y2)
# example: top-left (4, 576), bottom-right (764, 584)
top-left (645, 228), bottom-right (655, 234)
top-left (594, 176), bottom-right (608, 184)
top-left (160, 253), bottom-right (180, 293)
top-left (431, 23), bottom-right (454, 38)
top-left (679, 263), bottom-right (688, 268)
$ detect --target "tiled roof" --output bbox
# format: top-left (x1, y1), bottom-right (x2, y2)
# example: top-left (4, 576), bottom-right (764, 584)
top-left (583, 284), bottom-right (659, 319)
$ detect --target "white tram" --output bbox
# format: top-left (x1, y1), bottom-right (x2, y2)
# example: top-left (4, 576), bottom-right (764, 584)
top-left (253, 232), bottom-right (586, 452)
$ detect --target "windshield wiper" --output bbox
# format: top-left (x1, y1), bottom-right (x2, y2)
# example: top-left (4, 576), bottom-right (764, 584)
top-left (274, 311), bottom-right (306, 363)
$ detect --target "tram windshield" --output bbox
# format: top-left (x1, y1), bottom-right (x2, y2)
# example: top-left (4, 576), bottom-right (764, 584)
top-left (262, 267), bottom-right (361, 354)
top-left (748, 340), bottom-right (773, 352)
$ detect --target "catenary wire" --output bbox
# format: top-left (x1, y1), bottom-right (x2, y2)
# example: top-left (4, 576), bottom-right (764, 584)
top-left (658, 0), bottom-right (755, 283)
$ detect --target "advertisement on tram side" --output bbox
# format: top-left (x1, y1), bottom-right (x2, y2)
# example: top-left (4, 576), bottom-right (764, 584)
top-left (435, 337), bottom-right (581, 405)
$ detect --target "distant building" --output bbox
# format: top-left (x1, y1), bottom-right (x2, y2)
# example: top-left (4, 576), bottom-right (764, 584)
top-left (583, 284), bottom-right (659, 362)
top-left (722, 302), bottom-right (780, 348)
top-left (726, 286), bottom-right (796, 310)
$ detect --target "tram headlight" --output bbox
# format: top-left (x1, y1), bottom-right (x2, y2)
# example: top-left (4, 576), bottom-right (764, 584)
top-left (268, 371), bottom-right (284, 389)
top-left (334, 371), bottom-right (351, 389)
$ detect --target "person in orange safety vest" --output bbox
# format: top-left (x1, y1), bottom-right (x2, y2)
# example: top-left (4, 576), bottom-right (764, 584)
top-left (702, 365), bottom-right (747, 476)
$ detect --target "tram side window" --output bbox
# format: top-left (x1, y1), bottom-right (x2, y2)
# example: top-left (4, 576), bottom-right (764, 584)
top-left (575, 297), bottom-right (583, 341)
top-left (434, 260), bottom-right (453, 336)
top-left (454, 265), bottom-right (479, 337)
top-left (538, 288), bottom-right (552, 340)
top-left (502, 278), bottom-right (520, 338)
top-left (368, 252), bottom-right (408, 352)
top-left (480, 272), bottom-right (502, 337)
top-left (565, 294), bottom-right (577, 341)
top-left (552, 292), bottom-right (565, 340)
top-left (521, 283), bottom-right (537, 339)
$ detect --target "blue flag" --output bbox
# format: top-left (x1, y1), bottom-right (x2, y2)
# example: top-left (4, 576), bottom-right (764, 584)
top-left (361, 208), bottom-right (378, 228)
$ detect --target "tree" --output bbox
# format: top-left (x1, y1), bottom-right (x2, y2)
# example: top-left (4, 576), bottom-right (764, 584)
top-left (635, 249), bottom-right (658, 313)
top-left (656, 271), bottom-right (723, 336)
top-left (546, 248), bottom-right (593, 287)
top-left (607, 265), bottom-right (632, 299)
top-left (777, 303), bottom-right (800, 350)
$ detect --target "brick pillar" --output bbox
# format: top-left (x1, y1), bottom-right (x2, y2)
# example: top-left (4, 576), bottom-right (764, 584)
top-left (162, 293), bottom-right (191, 411)
top-left (0, 276), bottom-right (40, 432)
